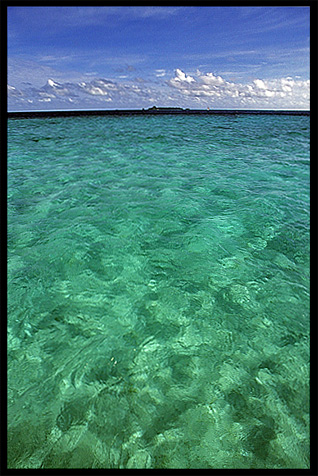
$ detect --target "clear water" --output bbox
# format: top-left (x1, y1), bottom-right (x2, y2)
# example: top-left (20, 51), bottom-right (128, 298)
top-left (7, 114), bottom-right (310, 469)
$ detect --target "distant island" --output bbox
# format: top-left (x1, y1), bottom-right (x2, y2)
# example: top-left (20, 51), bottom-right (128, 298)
top-left (8, 107), bottom-right (310, 119)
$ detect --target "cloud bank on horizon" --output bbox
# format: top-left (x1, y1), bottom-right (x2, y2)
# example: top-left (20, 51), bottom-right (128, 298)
top-left (8, 69), bottom-right (310, 111)
top-left (7, 6), bottom-right (310, 110)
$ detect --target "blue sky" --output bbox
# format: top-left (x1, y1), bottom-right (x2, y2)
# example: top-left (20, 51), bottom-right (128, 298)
top-left (7, 6), bottom-right (310, 110)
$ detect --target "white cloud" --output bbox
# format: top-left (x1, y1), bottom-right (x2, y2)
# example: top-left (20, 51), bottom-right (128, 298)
top-left (167, 69), bottom-right (310, 109)
top-left (174, 69), bottom-right (195, 83)
top-left (77, 79), bottom-right (119, 97)
top-left (7, 68), bottom-right (310, 111)
top-left (201, 73), bottom-right (225, 86)
top-left (8, 75), bottom-right (162, 110)
top-left (253, 79), bottom-right (266, 89)
top-left (155, 69), bottom-right (166, 77)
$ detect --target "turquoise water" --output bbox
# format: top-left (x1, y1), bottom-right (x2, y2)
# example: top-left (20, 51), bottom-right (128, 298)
top-left (7, 114), bottom-right (310, 469)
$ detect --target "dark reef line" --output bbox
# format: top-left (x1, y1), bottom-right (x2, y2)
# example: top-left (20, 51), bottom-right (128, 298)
top-left (8, 107), bottom-right (310, 119)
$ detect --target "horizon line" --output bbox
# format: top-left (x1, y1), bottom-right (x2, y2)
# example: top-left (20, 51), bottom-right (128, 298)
top-left (8, 107), bottom-right (310, 117)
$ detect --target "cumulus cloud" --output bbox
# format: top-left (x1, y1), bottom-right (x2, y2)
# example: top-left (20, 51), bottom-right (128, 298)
top-left (7, 76), bottom-right (162, 110)
top-left (78, 79), bottom-right (117, 96)
top-left (173, 69), bottom-right (196, 84)
top-left (7, 69), bottom-right (310, 111)
top-left (253, 79), bottom-right (266, 89)
top-left (167, 69), bottom-right (310, 109)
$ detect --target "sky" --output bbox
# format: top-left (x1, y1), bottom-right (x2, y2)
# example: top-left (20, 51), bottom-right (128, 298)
top-left (7, 6), bottom-right (310, 111)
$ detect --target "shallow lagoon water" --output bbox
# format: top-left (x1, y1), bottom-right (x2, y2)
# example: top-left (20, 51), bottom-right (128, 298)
top-left (7, 114), bottom-right (309, 468)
